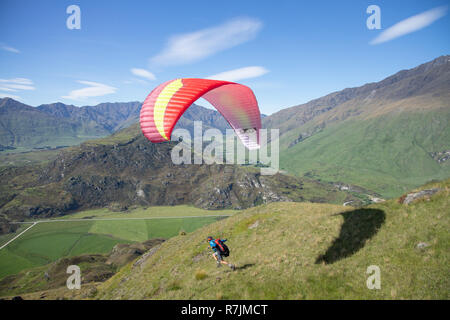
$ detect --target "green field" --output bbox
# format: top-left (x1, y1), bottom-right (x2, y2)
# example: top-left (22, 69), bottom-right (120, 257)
top-left (0, 206), bottom-right (233, 279)
top-left (0, 148), bottom-right (62, 167)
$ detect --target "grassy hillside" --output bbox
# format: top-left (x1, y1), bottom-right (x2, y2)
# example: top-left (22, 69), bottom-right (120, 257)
top-left (280, 108), bottom-right (450, 198)
top-left (263, 56), bottom-right (450, 198)
top-left (0, 239), bottom-right (165, 298)
top-left (0, 123), bottom-right (142, 168)
top-left (93, 179), bottom-right (449, 300)
top-left (0, 205), bottom-right (232, 279)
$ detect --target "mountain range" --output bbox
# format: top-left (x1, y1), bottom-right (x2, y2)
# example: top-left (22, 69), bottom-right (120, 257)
top-left (0, 99), bottom-right (139, 149)
top-left (0, 98), bottom-right (233, 150)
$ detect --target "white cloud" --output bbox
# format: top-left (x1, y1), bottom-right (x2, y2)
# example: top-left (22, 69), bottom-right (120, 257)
top-left (370, 6), bottom-right (448, 45)
top-left (0, 86), bottom-right (18, 92)
top-left (131, 68), bottom-right (156, 81)
top-left (207, 66), bottom-right (269, 82)
top-left (151, 17), bottom-right (262, 66)
top-left (0, 78), bottom-right (34, 89)
top-left (1, 44), bottom-right (20, 53)
top-left (62, 81), bottom-right (117, 100)
top-left (0, 83), bottom-right (34, 90)
top-left (0, 78), bottom-right (32, 85)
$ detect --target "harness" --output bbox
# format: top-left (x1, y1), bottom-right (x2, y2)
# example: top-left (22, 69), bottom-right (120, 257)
top-left (214, 239), bottom-right (225, 252)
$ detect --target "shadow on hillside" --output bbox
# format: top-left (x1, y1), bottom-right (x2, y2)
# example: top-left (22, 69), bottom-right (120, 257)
top-left (235, 263), bottom-right (255, 271)
top-left (315, 208), bottom-right (385, 265)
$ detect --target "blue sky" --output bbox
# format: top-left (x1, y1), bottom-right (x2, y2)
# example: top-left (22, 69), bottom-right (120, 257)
top-left (0, 0), bottom-right (449, 114)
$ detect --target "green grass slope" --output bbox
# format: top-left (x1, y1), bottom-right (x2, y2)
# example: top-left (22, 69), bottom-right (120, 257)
top-left (280, 108), bottom-right (450, 198)
top-left (95, 179), bottom-right (449, 300)
top-left (0, 123), bottom-right (142, 168)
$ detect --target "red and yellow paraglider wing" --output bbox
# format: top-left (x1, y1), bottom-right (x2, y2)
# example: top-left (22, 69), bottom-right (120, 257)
top-left (139, 79), bottom-right (175, 143)
top-left (202, 83), bottom-right (261, 149)
top-left (139, 78), bottom-right (262, 149)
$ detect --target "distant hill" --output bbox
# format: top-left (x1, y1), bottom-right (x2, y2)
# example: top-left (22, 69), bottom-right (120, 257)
top-left (263, 55), bottom-right (450, 198)
top-left (0, 98), bottom-right (233, 151)
top-left (37, 101), bottom-right (142, 132)
top-left (0, 99), bottom-right (141, 149)
top-left (0, 98), bottom-right (83, 148)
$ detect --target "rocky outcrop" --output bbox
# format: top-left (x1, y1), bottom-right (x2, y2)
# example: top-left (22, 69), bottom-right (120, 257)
top-left (133, 244), bottom-right (163, 269)
top-left (107, 239), bottom-right (165, 267)
top-left (401, 188), bottom-right (441, 205)
top-left (430, 150), bottom-right (450, 164)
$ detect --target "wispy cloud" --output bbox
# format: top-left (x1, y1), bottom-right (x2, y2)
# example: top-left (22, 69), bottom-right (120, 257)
top-left (0, 86), bottom-right (19, 92)
top-left (0, 83), bottom-right (34, 90)
top-left (151, 17), bottom-right (262, 66)
top-left (207, 66), bottom-right (269, 82)
top-left (0, 78), bottom-right (32, 85)
top-left (0, 78), bottom-right (35, 91)
top-left (370, 6), bottom-right (448, 45)
top-left (0, 78), bottom-right (34, 100)
top-left (1, 44), bottom-right (20, 53)
top-left (131, 68), bottom-right (156, 81)
top-left (62, 81), bottom-right (117, 100)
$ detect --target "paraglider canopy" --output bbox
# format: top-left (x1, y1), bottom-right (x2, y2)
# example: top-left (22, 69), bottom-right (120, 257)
top-left (139, 78), bottom-right (262, 149)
